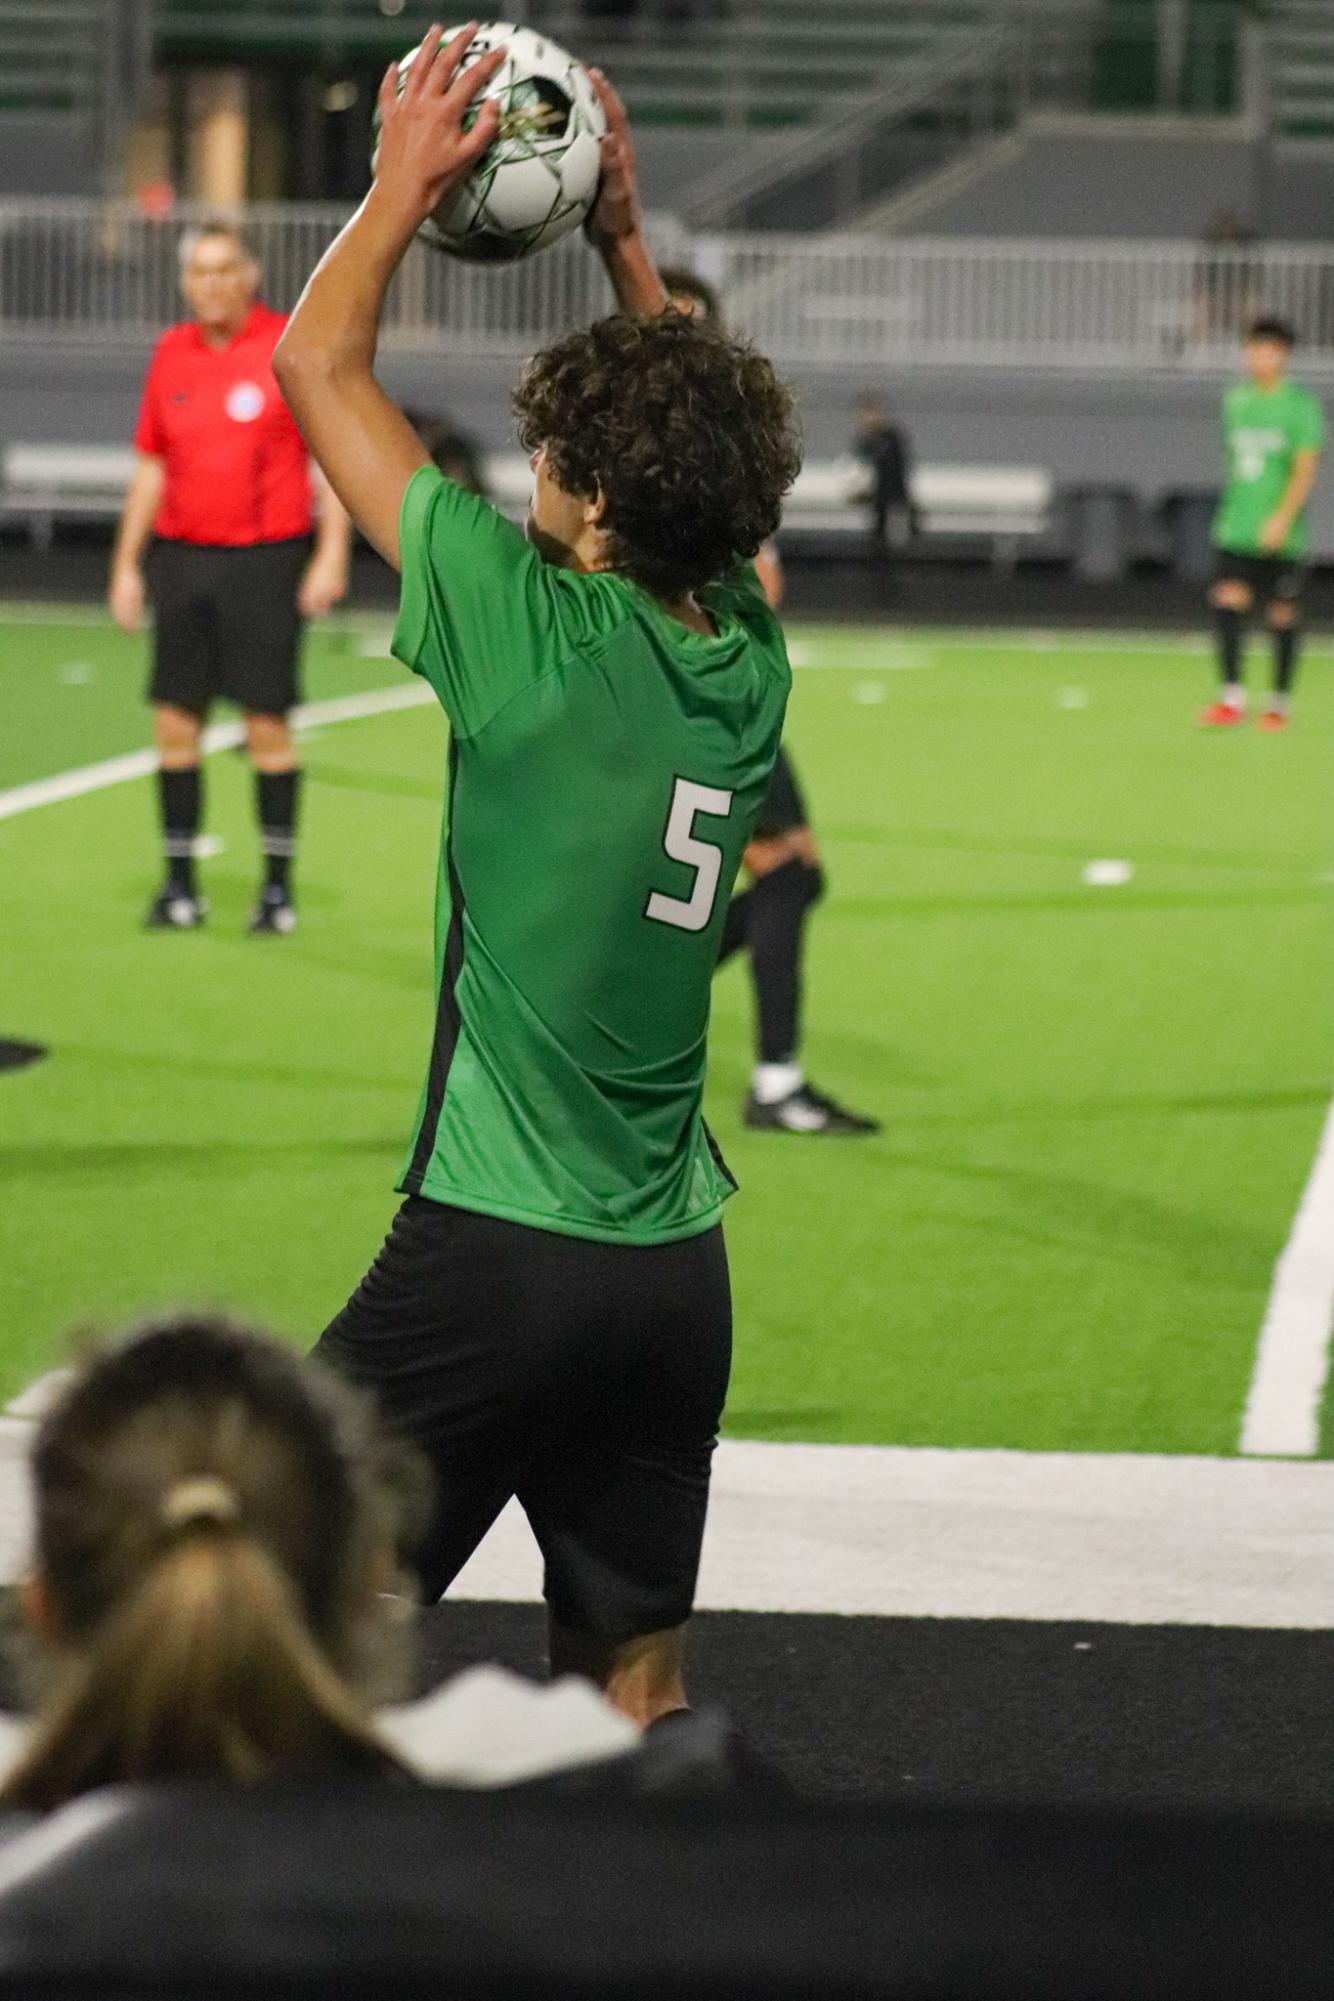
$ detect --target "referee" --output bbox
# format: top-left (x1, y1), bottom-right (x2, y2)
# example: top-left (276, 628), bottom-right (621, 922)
top-left (108, 222), bottom-right (350, 934)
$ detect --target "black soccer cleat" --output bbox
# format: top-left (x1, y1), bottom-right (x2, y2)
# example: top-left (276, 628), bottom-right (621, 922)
top-left (144, 887), bottom-right (207, 930)
top-left (248, 886), bottom-right (297, 936)
top-left (743, 1082), bottom-right (881, 1136)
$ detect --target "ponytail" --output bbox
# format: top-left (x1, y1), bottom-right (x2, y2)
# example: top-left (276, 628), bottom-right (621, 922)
top-left (2, 1521), bottom-right (398, 1814)
top-left (1, 1317), bottom-right (423, 1816)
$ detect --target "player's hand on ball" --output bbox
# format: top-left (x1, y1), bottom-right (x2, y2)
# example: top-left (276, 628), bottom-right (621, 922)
top-left (584, 69), bottom-right (642, 252)
top-left (108, 564), bottom-right (146, 634)
top-left (372, 22), bottom-right (506, 231)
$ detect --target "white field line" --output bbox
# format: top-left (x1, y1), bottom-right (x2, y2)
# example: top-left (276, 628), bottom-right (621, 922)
top-left (0, 681), bottom-right (435, 824)
top-left (1, 1424), bottom-right (1331, 1626)
top-left (1241, 1091), bottom-right (1334, 1457)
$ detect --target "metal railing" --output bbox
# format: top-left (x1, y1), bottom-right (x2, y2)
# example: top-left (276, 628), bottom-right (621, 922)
top-left (4, 203), bottom-right (1334, 374)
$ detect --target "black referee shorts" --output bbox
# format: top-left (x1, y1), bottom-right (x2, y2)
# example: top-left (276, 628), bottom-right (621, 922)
top-left (313, 1198), bottom-right (733, 1641)
top-left (148, 535), bottom-right (310, 717)
top-left (1213, 548), bottom-right (1307, 610)
top-left (752, 744), bottom-right (808, 840)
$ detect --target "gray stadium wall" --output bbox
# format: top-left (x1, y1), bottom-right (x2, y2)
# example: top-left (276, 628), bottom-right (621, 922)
top-left (7, 340), bottom-right (1334, 563)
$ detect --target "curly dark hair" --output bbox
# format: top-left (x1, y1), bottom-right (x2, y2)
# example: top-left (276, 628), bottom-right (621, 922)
top-left (513, 312), bottom-right (801, 599)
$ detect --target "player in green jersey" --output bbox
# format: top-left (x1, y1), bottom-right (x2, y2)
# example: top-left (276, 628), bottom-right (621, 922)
top-left (1204, 317), bottom-right (1325, 731)
top-left (274, 26), bottom-right (800, 1723)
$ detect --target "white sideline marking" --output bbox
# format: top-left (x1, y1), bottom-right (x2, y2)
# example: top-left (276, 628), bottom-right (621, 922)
top-left (0, 1428), bottom-right (1330, 1626)
top-left (447, 1442), bottom-right (1334, 1629)
top-left (1241, 1090), bottom-right (1334, 1458)
top-left (0, 682), bottom-right (435, 824)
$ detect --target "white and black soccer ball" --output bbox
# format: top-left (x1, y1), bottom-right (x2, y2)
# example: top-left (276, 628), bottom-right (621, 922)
top-left (373, 22), bottom-right (607, 264)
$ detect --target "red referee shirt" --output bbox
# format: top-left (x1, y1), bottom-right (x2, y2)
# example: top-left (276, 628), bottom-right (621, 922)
top-left (133, 301), bottom-right (314, 546)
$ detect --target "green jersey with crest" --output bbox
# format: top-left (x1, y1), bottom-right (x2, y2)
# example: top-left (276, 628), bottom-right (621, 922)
top-left (1213, 379), bottom-right (1325, 558)
top-left (390, 464), bottom-right (790, 1244)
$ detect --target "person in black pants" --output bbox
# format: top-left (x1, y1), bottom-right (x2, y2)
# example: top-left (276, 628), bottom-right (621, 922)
top-left (661, 268), bottom-right (880, 1137)
top-left (854, 393), bottom-right (915, 563)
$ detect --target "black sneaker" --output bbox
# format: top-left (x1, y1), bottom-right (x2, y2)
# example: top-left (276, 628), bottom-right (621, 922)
top-left (743, 1082), bottom-right (881, 1136)
top-left (144, 887), bottom-right (206, 930)
top-left (248, 887), bottom-right (297, 936)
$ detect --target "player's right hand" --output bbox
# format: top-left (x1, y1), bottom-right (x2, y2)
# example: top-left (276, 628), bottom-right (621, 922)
top-left (108, 565), bottom-right (146, 634)
top-left (372, 22), bottom-right (506, 233)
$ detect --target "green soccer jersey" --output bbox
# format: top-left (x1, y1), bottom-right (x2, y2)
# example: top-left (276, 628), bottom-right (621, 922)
top-left (1213, 378), bottom-right (1325, 558)
top-left (390, 464), bottom-right (791, 1245)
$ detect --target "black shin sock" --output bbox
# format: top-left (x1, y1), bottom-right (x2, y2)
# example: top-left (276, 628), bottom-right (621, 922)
top-left (1273, 623), bottom-right (1301, 698)
top-left (1213, 605), bottom-right (1245, 686)
top-left (748, 859), bottom-right (824, 1067)
top-left (158, 766), bottom-right (202, 897)
top-left (256, 769), bottom-right (300, 895)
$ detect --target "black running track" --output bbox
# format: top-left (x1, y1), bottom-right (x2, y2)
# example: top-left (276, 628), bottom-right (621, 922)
top-left (0, 1590), bottom-right (1327, 1810)
top-left (419, 1603), bottom-right (1334, 1814)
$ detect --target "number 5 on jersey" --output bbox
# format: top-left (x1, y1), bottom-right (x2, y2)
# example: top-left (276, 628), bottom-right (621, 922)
top-left (645, 778), bottom-right (735, 934)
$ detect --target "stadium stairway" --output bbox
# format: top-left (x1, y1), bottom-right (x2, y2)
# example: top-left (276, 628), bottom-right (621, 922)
top-left (1271, 0), bottom-right (1334, 143)
top-left (0, 0), bottom-right (149, 193)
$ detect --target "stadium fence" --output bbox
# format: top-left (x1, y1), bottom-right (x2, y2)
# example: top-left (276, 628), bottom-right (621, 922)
top-left (3, 200), bottom-right (1334, 373)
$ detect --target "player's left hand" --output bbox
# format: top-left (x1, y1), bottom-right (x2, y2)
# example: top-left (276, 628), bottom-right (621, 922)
top-left (584, 69), bottom-right (643, 253)
top-left (371, 21), bottom-right (506, 233)
top-left (298, 550), bottom-right (350, 618)
top-left (1259, 512), bottom-right (1289, 553)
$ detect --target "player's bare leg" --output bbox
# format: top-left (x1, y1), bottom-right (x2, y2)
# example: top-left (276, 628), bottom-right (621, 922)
top-left (549, 1619), bottom-right (688, 1727)
top-left (1203, 578), bottom-right (1251, 725)
top-left (243, 709), bottom-right (301, 935)
top-left (147, 702), bottom-right (207, 928)
top-left (1261, 598), bottom-right (1300, 729)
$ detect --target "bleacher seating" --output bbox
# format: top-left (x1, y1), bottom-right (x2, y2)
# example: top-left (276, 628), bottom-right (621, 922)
top-left (1271, 0), bottom-right (1334, 142)
top-left (0, 442), bottom-right (1053, 566)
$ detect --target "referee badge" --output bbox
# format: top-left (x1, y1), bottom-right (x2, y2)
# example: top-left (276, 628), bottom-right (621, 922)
top-left (225, 381), bottom-right (266, 424)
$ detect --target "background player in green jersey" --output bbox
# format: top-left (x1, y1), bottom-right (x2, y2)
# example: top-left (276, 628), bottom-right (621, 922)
top-left (273, 25), bottom-right (800, 1725)
top-left (1204, 316), bottom-right (1325, 731)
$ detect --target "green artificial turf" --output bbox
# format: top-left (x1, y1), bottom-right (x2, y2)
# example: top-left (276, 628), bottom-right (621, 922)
top-left (2, 612), bottom-right (1332, 1455)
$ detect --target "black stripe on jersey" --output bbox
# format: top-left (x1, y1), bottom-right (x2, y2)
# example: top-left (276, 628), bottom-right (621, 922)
top-left (702, 1118), bottom-right (738, 1196)
top-left (403, 740), bottom-right (467, 1196)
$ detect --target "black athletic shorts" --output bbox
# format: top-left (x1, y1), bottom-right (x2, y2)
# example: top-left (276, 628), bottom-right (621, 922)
top-left (752, 744), bottom-right (808, 840)
top-left (313, 1198), bottom-right (733, 1640)
top-left (148, 535), bottom-right (310, 716)
top-left (1213, 549), bottom-right (1306, 608)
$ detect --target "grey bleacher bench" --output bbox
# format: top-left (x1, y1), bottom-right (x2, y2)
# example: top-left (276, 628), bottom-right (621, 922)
top-left (0, 443), bottom-right (140, 550)
top-left (1, 443), bottom-right (1054, 570)
top-left (488, 453), bottom-right (1054, 566)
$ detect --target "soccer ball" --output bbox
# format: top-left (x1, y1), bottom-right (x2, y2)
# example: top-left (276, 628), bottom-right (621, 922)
top-left (373, 22), bottom-right (607, 264)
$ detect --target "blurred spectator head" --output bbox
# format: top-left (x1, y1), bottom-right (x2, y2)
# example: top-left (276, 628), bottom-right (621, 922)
top-left (659, 267), bottom-right (723, 328)
top-left (404, 410), bottom-right (488, 497)
top-left (178, 222), bottom-right (260, 336)
top-left (2, 1314), bottom-right (429, 1813)
top-left (855, 393), bottom-right (888, 429)
top-left (1206, 208), bottom-right (1251, 246)
top-left (1245, 316), bottom-right (1296, 385)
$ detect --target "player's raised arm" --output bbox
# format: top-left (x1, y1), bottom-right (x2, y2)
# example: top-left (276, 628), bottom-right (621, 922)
top-left (272, 22), bottom-right (505, 571)
top-left (584, 69), bottom-right (669, 321)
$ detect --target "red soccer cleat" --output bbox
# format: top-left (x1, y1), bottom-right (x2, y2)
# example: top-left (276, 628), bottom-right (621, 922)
top-left (1257, 708), bottom-right (1289, 732)
top-left (1198, 701), bottom-right (1247, 728)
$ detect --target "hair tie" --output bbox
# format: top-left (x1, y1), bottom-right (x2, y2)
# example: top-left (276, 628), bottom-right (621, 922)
top-left (160, 1477), bottom-right (241, 1534)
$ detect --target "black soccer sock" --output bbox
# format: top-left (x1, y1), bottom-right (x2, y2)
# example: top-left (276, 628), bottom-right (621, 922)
top-left (158, 765), bottom-right (202, 897)
top-left (748, 859), bottom-right (824, 1066)
top-left (1272, 622), bottom-right (1301, 698)
top-left (716, 887), bottom-right (752, 969)
top-left (1213, 605), bottom-right (1245, 688)
top-left (256, 768), bottom-right (300, 895)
